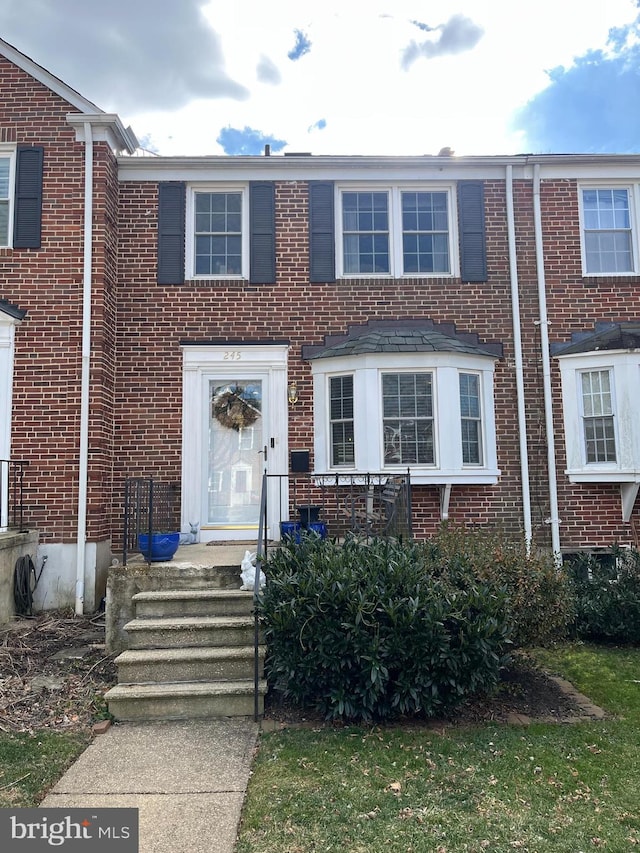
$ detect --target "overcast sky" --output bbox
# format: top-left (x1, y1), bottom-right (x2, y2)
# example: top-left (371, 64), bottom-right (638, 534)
top-left (2, 0), bottom-right (640, 156)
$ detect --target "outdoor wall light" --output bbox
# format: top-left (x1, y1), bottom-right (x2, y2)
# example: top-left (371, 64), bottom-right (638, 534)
top-left (287, 382), bottom-right (299, 405)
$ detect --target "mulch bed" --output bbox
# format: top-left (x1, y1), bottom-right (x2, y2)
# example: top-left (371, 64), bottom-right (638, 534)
top-left (0, 612), bottom-right (586, 734)
top-left (263, 655), bottom-right (586, 729)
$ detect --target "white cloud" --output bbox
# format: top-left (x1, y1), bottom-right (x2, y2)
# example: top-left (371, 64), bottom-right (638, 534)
top-left (1, 0), bottom-right (638, 155)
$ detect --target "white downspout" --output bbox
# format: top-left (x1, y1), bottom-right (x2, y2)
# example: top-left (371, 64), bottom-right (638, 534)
top-left (505, 165), bottom-right (532, 547)
top-left (532, 164), bottom-right (561, 560)
top-left (75, 122), bottom-right (93, 616)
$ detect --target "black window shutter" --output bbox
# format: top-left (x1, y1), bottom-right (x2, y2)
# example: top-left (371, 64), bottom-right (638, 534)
top-left (249, 181), bottom-right (276, 284)
top-left (157, 182), bottom-right (185, 285)
top-left (13, 145), bottom-right (44, 249)
top-left (309, 181), bottom-right (335, 283)
top-left (457, 180), bottom-right (487, 282)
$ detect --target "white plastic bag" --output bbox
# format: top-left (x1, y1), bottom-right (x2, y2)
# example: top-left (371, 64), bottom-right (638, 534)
top-left (239, 550), bottom-right (265, 590)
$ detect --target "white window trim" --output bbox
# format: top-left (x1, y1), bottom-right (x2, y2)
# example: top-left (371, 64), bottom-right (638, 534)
top-left (0, 146), bottom-right (16, 249)
top-left (312, 351), bottom-right (499, 485)
top-left (185, 184), bottom-right (249, 280)
top-left (578, 182), bottom-right (638, 277)
top-left (558, 350), bottom-right (640, 482)
top-left (335, 183), bottom-right (459, 279)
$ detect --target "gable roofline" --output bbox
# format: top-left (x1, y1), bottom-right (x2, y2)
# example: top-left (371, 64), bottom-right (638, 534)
top-left (0, 38), bottom-right (138, 154)
top-left (0, 37), bottom-right (103, 114)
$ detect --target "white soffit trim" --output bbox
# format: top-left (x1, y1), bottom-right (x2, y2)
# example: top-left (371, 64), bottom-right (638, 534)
top-left (66, 113), bottom-right (138, 155)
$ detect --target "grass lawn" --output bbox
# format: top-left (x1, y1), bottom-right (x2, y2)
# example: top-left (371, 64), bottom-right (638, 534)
top-left (0, 730), bottom-right (91, 808)
top-left (237, 645), bottom-right (640, 853)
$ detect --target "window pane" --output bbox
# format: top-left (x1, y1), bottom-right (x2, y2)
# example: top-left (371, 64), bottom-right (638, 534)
top-left (342, 192), bottom-right (389, 274)
top-left (582, 188), bottom-right (633, 273)
top-left (401, 191), bottom-right (450, 275)
top-left (382, 373), bottom-right (433, 464)
top-left (0, 158), bottom-right (9, 198)
top-left (193, 192), bottom-right (243, 275)
top-left (0, 200), bottom-right (8, 246)
top-left (459, 373), bottom-right (482, 465)
top-left (581, 370), bottom-right (616, 462)
top-left (330, 376), bottom-right (354, 466)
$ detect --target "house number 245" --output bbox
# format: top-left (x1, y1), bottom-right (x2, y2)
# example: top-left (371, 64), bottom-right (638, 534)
top-left (223, 351), bottom-right (241, 360)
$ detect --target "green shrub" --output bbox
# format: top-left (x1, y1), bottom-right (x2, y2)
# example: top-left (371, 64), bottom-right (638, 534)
top-left (259, 534), bottom-right (510, 722)
top-left (420, 525), bottom-right (574, 647)
top-left (570, 547), bottom-right (640, 643)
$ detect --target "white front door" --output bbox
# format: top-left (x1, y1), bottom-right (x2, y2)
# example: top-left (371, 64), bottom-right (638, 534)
top-left (181, 345), bottom-right (289, 542)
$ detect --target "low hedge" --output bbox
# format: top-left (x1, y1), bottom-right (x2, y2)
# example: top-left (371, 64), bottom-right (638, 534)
top-left (259, 534), bottom-right (511, 722)
top-left (570, 547), bottom-right (640, 644)
top-left (420, 525), bottom-right (574, 648)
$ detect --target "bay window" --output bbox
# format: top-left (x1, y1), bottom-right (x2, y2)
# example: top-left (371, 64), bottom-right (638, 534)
top-left (310, 346), bottom-right (499, 485)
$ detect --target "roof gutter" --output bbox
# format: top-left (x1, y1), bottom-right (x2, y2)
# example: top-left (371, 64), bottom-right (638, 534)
top-left (75, 121), bottom-right (93, 616)
top-left (532, 164), bottom-right (561, 560)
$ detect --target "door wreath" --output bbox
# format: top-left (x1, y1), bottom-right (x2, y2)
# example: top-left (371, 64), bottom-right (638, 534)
top-left (212, 385), bottom-right (260, 431)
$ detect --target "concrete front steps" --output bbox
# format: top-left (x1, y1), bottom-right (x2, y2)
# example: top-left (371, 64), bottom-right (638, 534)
top-left (106, 588), bottom-right (267, 722)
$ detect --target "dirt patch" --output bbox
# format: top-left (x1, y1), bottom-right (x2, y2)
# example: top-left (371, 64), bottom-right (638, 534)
top-left (0, 611), bottom-right (116, 735)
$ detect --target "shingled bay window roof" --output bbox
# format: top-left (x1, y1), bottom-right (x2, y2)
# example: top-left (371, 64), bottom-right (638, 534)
top-left (0, 299), bottom-right (26, 321)
top-left (302, 319), bottom-right (502, 360)
top-left (552, 322), bottom-right (640, 356)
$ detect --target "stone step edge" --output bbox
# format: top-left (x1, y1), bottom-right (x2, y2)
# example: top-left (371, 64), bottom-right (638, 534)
top-left (132, 589), bottom-right (255, 602)
top-left (115, 646), bottom-right (265, 664)
top-left (123, 616), bottom-right (256, 631)
top-left (105, 680), bottom-right (268, 700)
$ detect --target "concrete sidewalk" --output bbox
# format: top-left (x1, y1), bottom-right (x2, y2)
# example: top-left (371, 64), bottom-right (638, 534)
top-left (41, 719), bottom-right (259, 853)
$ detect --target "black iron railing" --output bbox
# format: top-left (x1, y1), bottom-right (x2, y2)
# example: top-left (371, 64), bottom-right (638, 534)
top-left (122, 478), bottom-right (180, 565)
top-left (0, 459), bottom-right (28, 532)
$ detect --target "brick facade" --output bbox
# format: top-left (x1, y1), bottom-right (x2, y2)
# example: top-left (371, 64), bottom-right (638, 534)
top-left (1, 42), bottom-right (640, 611)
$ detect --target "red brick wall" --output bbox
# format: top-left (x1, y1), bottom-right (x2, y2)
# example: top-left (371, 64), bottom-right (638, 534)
top-left (114, 173), bottom-right (640, 550)
top-left (0, 57), bottom-right (118, 544)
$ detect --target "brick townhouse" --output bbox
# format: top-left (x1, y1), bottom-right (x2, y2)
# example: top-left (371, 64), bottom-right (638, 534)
top-left (1, 37), bottom-right (639, 614)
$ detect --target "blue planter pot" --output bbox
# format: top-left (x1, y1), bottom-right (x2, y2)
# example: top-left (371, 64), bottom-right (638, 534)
top-left (138, 532), bottom-right (180, 562)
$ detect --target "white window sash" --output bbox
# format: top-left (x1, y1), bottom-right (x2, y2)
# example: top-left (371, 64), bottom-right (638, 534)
top-left (579, 183), bottom-right (637, 276)
top-left (335, 184), bottom-right (458, 278)
top-left (185, 184), bottom-right (249, 279)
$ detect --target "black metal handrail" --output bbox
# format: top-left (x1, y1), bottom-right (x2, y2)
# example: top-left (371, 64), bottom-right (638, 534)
top-left (122, 478), bottom-right (180, 565)
top-left (0, 458), bottom-right (29, 532)
top-left (253, 470), bottom-right (268, 721)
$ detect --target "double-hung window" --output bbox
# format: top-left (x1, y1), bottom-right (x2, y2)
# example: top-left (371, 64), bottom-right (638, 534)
top-left (188, 186), bottom-right (248, 278)
top-left (382, 373), bottom-right (434, 464)
top-left (338, 186), bottom-right (456, 277)
top-left (460, 372), bottom-right (483, 465)
top-left (402, 191), bottom-right (450, 274)
top-left (329, 375), bottom-right (354, 466)
top-left (580, 187), bottom-right (634, 274)
top-left (580, 369), bottom-right (616, 463)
